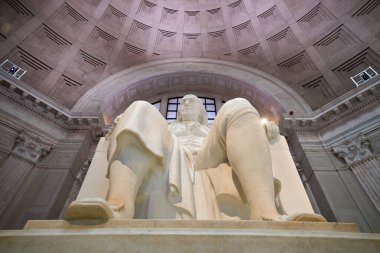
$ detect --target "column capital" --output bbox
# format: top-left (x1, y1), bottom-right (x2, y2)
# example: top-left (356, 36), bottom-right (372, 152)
top-left (332, 133), bottom-right (372, 166)
top-left (12, 132), bottom-right (52, 163)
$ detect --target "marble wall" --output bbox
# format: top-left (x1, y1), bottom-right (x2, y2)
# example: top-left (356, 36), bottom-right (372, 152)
top-left (0, 86), bottom-right (98, 229)
top-left (285, 93), bottom-right (380, 232)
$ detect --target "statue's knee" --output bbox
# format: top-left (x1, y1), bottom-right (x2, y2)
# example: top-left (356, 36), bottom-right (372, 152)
top-left (128, 100), bottom-right (156, 112)
top-left (225, 97), bottom-right (250, 107)
top-left (119, 100), bottom-right (164, 126)
top-left (221, 98), bottom-right (259, 117)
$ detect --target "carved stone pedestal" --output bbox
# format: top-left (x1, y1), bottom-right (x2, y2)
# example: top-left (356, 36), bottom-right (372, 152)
top-left (0, 220), bottom-right (379, 253)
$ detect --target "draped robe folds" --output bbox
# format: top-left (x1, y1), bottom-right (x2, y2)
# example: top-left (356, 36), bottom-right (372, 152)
top-left (106, 101), bottom-right (211, 219)
top-left (105, 99), bottom-right (263, 219)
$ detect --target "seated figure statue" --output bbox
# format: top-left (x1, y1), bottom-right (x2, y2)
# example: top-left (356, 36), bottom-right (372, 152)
top-left (66, 94), bottom-right (326, 222)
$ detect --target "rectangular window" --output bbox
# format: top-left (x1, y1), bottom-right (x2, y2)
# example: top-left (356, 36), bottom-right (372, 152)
top-left (152, 101), bottom-right (161, 110)
top-left (166, 97), bottom-right (182, 122)
top-left (166, 96), bottom-right (216, 123)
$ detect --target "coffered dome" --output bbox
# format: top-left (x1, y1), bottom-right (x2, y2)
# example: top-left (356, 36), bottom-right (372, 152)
top-left (0, 0), bottom-right (379, 110)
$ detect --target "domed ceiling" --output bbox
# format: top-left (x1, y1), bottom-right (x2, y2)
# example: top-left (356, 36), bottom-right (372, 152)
top-left (0, 0), bottom-right (379, 111)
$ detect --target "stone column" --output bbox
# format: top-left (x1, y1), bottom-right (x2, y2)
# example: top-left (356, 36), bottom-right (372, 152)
top-left (294, 161), bottom-right (322, 215)
top-left (59, 159), bottom-right (91, 219)
top-left (0, 132), bottom-right (51, 217)
top-left (333, 133), bottom-right (380, 213)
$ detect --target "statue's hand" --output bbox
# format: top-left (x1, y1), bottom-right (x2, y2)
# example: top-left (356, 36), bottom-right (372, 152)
top-left (105, 115), bottom-right (122, 140)
top-left (263, 121), bottom-right (280, 141)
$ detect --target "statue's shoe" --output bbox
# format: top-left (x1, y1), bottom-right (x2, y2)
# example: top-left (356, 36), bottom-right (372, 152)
top-left (65, 198), bottom-right (117, 219)
top-left (289, 213), bottom-right (327, 222)
top-left (263, 213), bottom-right (327, 222)
top-left (286, 213), bottom-right (327, 222)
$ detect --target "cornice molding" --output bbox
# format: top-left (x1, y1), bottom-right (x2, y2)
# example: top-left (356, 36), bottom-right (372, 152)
top-left (281, 78), bottom-right (380, 132)
top-left (1, 69), bottom-right (379, 138)
top-left (0, 76), bottom-right (103, 138)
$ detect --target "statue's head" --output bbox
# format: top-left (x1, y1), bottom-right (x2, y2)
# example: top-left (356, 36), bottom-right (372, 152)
top-left (177, 94), bottom-right (208, 124)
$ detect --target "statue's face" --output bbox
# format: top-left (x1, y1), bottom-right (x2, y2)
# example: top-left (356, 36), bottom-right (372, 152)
top-left (178, 95), bottom-right (203, 122)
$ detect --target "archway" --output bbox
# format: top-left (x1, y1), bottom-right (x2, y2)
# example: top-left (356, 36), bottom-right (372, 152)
top-left (73, 58), bottom-right (311, 124)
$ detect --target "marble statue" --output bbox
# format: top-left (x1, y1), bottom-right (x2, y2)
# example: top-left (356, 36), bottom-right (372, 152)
top-left (66, 95), bottom-right (326, 222)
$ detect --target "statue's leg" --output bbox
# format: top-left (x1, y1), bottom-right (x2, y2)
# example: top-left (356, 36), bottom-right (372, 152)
top-left (196, 98), bottom-right (279, 220)
top-left (107, 133), bottom-right (161, 219)
top-left (224, 112), bottom-right (279, 220)
top-left (105, 101), bottom-right (171, 219)
top-left (66, 101), bottom-right (170, 220)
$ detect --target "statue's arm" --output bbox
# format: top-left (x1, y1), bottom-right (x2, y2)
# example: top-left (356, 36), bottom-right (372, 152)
top-left (263, 121), bottom-right (280, 142)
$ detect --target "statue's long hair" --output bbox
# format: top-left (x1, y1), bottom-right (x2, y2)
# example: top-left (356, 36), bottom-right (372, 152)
top-left (176, 96), bottom-right (208, 124)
